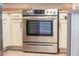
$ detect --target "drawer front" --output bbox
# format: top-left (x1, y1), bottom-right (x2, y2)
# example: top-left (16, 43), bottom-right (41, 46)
top-left (11, 13), bottom-right (22, 19)
top-left (24, 36), bottom-right (57, 43)
top-left (23, 43), bottom-right (58, 53)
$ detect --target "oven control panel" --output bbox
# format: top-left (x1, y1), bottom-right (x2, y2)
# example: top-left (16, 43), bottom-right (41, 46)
top-left (45, 9), bottom-right (58, 15)
top-left (23, 9), bottom-right (58, 16)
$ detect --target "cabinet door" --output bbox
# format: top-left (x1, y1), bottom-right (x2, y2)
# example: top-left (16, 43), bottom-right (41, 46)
top-left (59, 12), bottom-right (67, 49)
top-left (2, 13), bottom-right (12, 49)
top-left (11, 13), bottom-right (22, 46)
top-left (59, 20), bottom-right (67, 48)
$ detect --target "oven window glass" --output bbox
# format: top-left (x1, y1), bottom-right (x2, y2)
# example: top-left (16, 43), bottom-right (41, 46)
top-left (28, 21), bottom-right (39, 34)
top-left (39, 22), bottom-right (51, 34)
top-left (26, 20), bottom-right (53, 36)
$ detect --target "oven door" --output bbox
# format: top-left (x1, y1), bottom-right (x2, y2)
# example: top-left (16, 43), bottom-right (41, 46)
top-left (23, 16), bottom-right (58, 43)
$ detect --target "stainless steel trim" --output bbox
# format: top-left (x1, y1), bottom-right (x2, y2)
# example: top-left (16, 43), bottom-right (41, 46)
top-left (67, 13), bottom-right (71, 56)
top-left (0, 9), bottom-right (3, 56)
top-left (23, 41), bottom-right (57, 44)
top-left (23, 16), bottom-right (57, 19)
top-left (23, 42), bottom-right (55, 46)
top-left (26, 44), bottom-right (54, 46)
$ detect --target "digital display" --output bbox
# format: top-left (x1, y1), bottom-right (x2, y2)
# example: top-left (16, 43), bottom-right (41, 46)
top-left (26, 20), bottom-right (53, 36)
top-left (34, 10), bottom-right (45, 14)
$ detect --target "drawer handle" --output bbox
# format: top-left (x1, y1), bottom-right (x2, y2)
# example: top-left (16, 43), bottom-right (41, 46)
top-left (26, 44), bottom-right (53, 46)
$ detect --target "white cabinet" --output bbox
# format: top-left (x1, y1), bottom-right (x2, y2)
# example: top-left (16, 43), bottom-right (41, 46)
top-left (11, 13), bottom-right (22, 46)
top-left (59, 11), bottom-right (68, 48)
top-left (2, 13), bottom-right (12, 50)
top-left (2, 12), bottom-right (22, 49)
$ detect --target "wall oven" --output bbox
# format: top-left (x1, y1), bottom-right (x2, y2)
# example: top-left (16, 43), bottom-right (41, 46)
top-left (22, 9), bottom-right (59, 53)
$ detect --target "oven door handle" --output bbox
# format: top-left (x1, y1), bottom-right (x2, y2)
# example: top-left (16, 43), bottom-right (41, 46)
top-left (23, 16), bottom-right (56, 20)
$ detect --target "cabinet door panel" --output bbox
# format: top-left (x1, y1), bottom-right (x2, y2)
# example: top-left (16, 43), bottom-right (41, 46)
top-left (59, 12), bottom-right (67, 49)
top-left (2, 14), bottom-right (11, 49)
top-left (11, 20), bottom-right (22, 46)
top-left (59, 21), bottom-right (67, 48)
top-left (3, 22), bottom-right (11, 48)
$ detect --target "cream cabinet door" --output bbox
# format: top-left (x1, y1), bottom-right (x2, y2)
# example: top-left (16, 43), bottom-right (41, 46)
top-left (59, 12), bottom-right (67, 49)
top-left (59, 20), bottom-right (67, 48)
top-left (11, 13), bottom-right (22, 46)
top-left (2, 13), bottom-right (12, 50)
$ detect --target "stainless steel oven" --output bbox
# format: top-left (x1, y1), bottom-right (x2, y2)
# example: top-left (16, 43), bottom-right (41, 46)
top-left (22, 9), bottom-right (59, 53)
